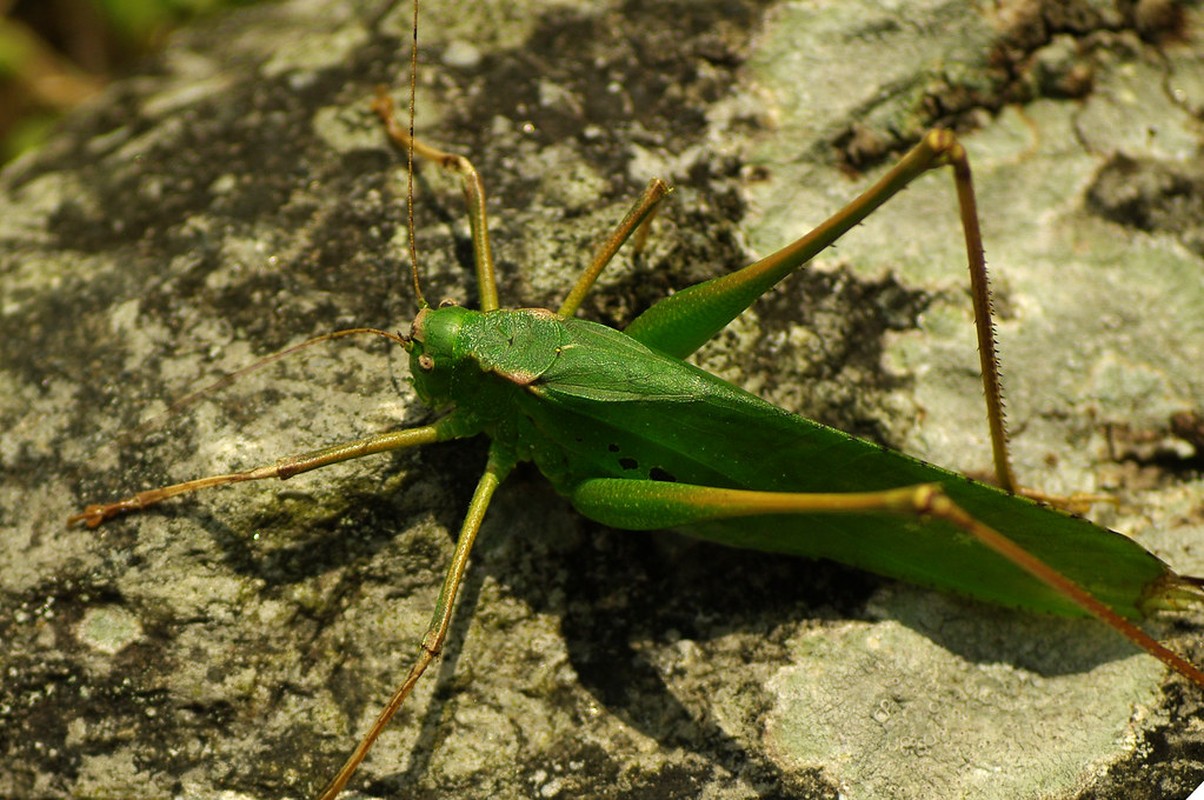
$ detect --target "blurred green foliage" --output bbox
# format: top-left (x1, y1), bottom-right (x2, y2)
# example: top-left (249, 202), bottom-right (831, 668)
top-left (0, 0), bottom-right (260, 163)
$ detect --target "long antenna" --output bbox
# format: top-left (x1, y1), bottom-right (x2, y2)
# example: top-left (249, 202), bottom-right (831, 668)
top-left (406, 0), bottom-right (426, 307)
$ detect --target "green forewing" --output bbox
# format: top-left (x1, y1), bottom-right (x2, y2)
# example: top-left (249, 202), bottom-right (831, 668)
top-left (493, 314), bottom-right (1170, 619)
top-left (423, 308), bottom-right (1173, 620)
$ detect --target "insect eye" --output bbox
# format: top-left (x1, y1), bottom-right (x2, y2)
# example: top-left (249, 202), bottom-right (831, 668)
top-left (418, 354), bottom-right (435, 371)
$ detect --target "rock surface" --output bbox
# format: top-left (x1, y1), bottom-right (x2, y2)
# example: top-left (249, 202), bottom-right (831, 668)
top-left (2, 1), bottom-right (1203, 798)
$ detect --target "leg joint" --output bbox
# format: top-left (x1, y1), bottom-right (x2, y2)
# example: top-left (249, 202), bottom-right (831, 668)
top-left (923, 128), bottom-right (964, 165)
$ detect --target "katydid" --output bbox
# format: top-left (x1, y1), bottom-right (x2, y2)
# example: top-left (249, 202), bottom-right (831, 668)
top-left (66, 80), bottom-right (1204, 800)
top-left (60, 6), bottom-right (1204, 799)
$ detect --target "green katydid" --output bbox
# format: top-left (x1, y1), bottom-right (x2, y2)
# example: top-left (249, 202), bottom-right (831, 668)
top-left (65, 27), bottom-right (1204, 800)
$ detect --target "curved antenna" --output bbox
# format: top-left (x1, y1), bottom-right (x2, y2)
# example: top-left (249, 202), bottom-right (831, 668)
top-left (106, 327), bottom-right (409, 447)
top-left (404, 0), bottom-right (426, 308)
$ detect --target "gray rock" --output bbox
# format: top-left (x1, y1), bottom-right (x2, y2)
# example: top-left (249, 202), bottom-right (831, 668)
top-left (3, 1), bottom-right (1203, 798)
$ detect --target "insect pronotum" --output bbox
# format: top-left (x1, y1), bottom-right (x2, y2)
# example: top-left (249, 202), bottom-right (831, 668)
top-left (9, 1), bottom-right (1204, 800)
